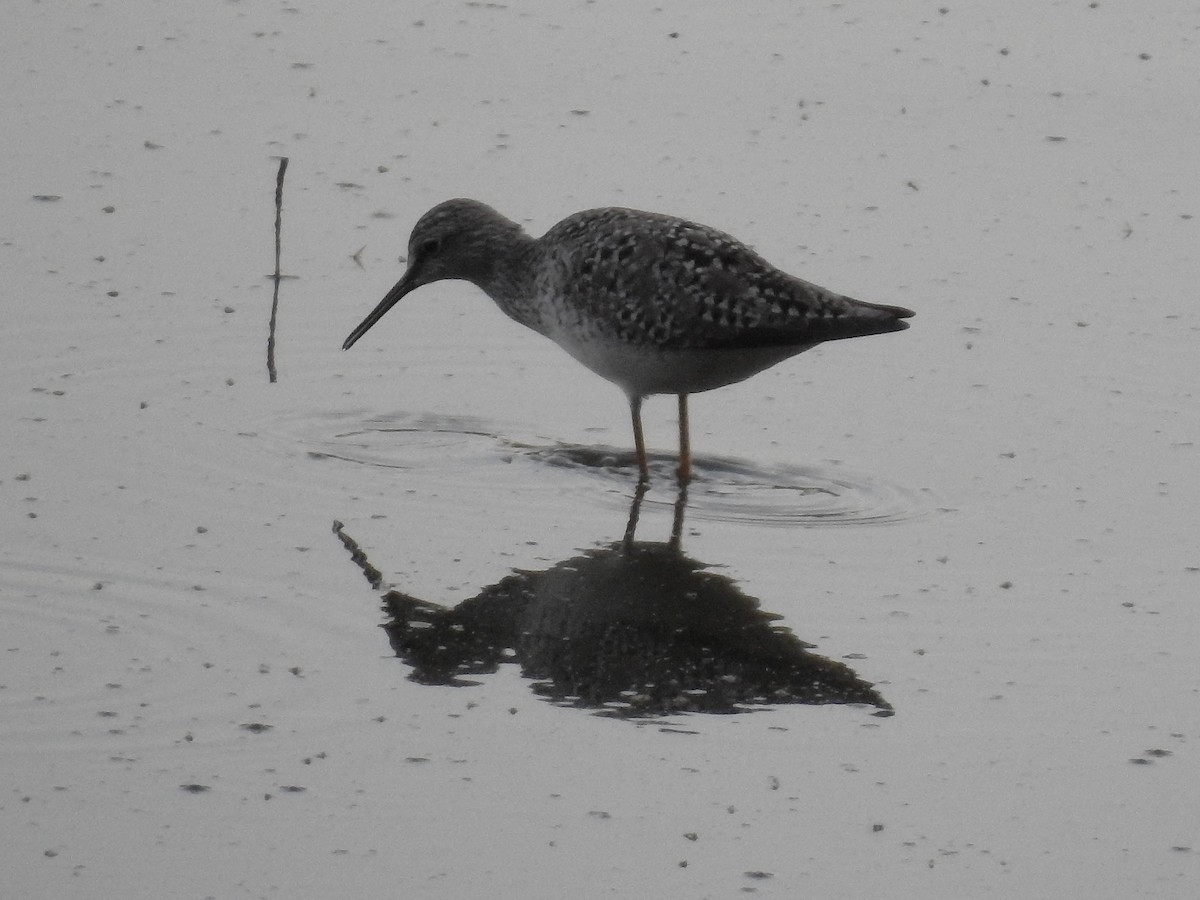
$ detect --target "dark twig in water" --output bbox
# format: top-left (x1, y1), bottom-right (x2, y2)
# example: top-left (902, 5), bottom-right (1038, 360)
top-left (267, 156), bottom-right (288, 383)
top-left (332, 519), bottom-right (385, 591)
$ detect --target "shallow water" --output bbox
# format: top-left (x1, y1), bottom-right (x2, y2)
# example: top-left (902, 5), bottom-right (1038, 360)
top-left (4, 2), bottom-right (1199, 898)
top-left (313, 409), bottom-right (935, 527)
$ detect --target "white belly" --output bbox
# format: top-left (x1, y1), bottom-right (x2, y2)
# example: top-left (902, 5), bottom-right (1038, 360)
top-left (552, 333), bottom-right (814, 398)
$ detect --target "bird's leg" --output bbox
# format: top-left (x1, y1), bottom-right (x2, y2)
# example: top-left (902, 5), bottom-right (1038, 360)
top-left (676, 393), bottom-right (692, 484)
top-left (629, 394), bottom-right (649, 482)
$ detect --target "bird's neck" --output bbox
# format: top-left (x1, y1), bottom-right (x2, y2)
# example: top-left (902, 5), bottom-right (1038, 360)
top-left (472, 232), bottom-right (545, 333)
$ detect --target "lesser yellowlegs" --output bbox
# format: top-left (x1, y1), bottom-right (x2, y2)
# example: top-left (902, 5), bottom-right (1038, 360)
top-left (343, 199), bottom-right (914, 482)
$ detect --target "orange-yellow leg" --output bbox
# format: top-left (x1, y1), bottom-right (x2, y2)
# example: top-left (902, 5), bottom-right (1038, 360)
top-left (629, 394), bottom-right (649, 482)
top-left (677, 393), bottom-right (692, 484)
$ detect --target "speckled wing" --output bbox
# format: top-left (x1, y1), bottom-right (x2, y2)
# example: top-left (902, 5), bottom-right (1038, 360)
top-left (540, 208), bottom-right (911, 351)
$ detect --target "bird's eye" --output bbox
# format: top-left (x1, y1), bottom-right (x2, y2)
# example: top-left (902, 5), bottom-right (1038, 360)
top-left (418, 237), bottom-right (442, 257)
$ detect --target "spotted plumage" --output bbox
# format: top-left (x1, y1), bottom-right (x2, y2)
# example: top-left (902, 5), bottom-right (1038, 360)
top-left (343, 198), bottom-right (914, 482)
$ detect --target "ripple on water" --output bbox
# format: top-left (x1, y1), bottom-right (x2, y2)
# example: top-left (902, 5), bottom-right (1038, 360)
top-left (302, 410), bottom-right (509, 473)
top-left (667, 455), bottom-right (930, 528)
top-left (297, 411), bottom-right (933, 528)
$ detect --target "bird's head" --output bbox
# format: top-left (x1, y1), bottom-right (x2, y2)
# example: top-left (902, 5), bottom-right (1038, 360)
top-left (342, 199), bottom-right (522, 350)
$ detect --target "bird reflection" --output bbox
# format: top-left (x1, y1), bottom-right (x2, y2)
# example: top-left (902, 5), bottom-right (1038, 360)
top-left (360, 484), bottom-right (890, 718)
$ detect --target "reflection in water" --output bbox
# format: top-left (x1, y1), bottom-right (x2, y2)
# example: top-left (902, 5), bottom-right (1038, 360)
top-left (337, 486), bottom-right (891, 718)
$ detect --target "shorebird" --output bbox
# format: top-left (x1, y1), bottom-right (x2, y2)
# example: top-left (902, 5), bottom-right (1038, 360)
top-left (343, 199), bottom-right (913, 483)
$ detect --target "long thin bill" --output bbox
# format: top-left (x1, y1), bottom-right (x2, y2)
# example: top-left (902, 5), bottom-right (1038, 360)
top-left (342, 272), bottom-right (415, 350)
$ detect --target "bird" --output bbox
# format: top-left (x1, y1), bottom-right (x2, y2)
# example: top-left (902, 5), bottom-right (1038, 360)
top-left (343, 199), bottom-right (914, 483)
